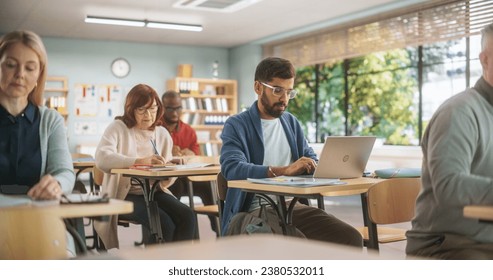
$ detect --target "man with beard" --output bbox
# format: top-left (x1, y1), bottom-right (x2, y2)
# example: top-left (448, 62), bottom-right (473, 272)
top-left (219, 57), bottom-right (362, 247)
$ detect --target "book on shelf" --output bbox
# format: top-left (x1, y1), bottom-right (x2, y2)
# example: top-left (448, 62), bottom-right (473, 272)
top-left (181, 113), bottom-right (191, 123)
top-left (204, 98), bottom-right (213, 112)
top-left (187, 97), bottom-right (197, 111)
top-left (221, 98), bottom-right (229, 112)
top-left (215, 98), bottom-right (223, 111)
top-left (196, 131), bottom-right (211, 143)
top-left (196, 98), bottom-right (204, 110)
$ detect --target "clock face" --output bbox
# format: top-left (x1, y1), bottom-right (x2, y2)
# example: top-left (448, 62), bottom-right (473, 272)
top-left (111, 58), bottom-right (130, 78)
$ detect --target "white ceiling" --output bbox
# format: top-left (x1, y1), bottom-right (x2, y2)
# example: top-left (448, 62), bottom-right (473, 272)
top-left (1, 0), bottom-right (422, 48)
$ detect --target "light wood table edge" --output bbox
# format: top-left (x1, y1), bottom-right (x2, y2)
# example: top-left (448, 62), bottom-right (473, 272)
top-left (464, 205), bottom-right (493, 221)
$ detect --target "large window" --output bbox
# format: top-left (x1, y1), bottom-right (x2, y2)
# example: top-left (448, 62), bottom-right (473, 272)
top-left (268, 0), bottom-right (493, 145)
top-left (288, 34), bottom-right (482, 145)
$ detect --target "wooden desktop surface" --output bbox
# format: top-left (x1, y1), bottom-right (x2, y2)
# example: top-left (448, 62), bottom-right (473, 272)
top-left (72, 161), bottom-right (95, 168)
top-left (101, 235), bottom-right (389, 260)
top-left (464, 205), bottom-right (493, 221)
top-left (228, 177), bottom-right (384, 196)
top-left (111, 165), bottom-right (220, 178)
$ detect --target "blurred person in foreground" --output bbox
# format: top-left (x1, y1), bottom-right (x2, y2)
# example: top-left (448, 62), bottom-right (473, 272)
top-left (406, 23), bottom-right (493, 260)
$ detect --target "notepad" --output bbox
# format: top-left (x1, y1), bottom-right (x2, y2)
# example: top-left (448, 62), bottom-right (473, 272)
top-left (129, 164), bottom-right (176, 171)
top-left (130, 163), bottom-right (215, 171)
top-left (247, 176), bottom-right (346, 187)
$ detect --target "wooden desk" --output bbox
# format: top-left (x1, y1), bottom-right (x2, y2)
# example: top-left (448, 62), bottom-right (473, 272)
top-left (112, 166), bottom-right (221, 242)
top-left (73, 161), bottom-right (95, 177)
top-left (73, 160), bottom-right (96, 193)
top-left (228, 177), bottom-right (383, 234)
top-left (0, 199), bottom-right (132, 260)
top-left (96, 235), bottom-right (389, 260)
top-left (464, 205), bottom-right (493, 222)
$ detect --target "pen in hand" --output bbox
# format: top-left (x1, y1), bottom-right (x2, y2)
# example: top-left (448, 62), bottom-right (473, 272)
top-left (150, 139), bottom-right (159, 156)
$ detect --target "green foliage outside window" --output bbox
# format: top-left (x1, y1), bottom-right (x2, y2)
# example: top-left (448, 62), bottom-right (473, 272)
top-left (289, 49), bottom-right (418, 145)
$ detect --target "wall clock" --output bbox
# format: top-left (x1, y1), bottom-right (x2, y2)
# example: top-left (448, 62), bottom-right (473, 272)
top-left (111, 58), bottom-right (130, 78)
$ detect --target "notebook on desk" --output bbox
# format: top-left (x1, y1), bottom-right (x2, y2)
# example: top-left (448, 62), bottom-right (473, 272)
top-left (312, 136), bottom-right (376, 179)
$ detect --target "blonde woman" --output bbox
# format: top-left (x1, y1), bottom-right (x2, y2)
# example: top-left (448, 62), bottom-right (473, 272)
top-left (0, 30), bottom-right (74, 199)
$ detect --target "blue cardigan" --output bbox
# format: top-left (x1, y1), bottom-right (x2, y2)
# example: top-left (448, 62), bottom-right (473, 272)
top-left (220, 100), bottom-right (317, 234)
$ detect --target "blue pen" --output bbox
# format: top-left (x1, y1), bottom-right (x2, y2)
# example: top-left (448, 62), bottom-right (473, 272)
top-left (150, 139), bottom-right (159, 155)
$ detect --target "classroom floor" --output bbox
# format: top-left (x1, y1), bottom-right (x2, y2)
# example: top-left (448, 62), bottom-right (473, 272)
top-left (82, 194), bottom-right (410, 259)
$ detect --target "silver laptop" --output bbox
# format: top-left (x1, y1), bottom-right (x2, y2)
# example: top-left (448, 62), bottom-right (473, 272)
top-left (312, 136), bottom-right (376, 179)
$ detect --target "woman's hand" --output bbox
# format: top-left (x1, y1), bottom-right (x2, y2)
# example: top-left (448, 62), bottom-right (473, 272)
top-left (27, 174), bottom-right (62, 200)
top-left (135, 155), bottom-right (165, 165)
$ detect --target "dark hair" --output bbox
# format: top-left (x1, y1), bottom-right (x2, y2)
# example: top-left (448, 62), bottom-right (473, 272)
top-left (0, 30), bottom-right (47, 106)
top-left (116, 84), bottom-right (164, 129)
top-left (161, 89), bottom-right (180, 102)
top-left (254, 57), bottom-right (295, 82)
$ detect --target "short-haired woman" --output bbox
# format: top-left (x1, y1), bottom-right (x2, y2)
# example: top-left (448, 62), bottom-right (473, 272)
top-left (95, 84), bottom-right (196, 249)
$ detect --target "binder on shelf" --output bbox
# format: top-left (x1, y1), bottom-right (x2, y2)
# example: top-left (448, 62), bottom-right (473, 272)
top-left (181, 113), bottom-right (190, 123)
top-left (221, 98), bottom-right (229, 112)
top-left (205, 143), bottom-right (213, 156)
top-left (204, 98), bottom-right (213, 112)
top-left (215, 98), bottom-right (223, 112)
top-left (196, 98), bottom-right (204, 110)
top-left (196, 131), bottom-right (211, 143)
top-left (188, 97), bottom-right (197, 110)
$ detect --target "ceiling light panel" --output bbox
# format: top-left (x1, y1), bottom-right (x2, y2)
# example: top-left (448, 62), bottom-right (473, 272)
top-left (173, 0), bottom-right (263, 13)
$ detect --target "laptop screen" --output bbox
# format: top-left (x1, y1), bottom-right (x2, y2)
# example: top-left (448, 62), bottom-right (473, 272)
top-left (313, 136), bottom-right (376, 179)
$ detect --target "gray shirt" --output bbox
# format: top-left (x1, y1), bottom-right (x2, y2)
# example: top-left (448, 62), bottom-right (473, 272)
top-left (406, 77), bottom-right (493, 253)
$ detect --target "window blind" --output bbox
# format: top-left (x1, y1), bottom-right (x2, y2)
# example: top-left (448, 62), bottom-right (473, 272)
top-left (264, 0), bottom-right (493, 67)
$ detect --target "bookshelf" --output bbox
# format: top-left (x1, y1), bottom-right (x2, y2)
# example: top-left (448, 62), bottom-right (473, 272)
top-left (166, 77), bottom-right (238, 156)
top-left (43, 76), bottom-right (68, 119)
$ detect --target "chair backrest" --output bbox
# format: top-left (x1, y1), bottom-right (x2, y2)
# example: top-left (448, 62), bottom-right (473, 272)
top-left (216, 172), bottom-right (228, 215)
top-left (367, 177), bottom-right (421, 225)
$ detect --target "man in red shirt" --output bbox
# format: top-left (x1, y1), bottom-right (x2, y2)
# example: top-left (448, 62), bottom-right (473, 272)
top-left (161, 90), bottom-right (216, 233)
top-left (161, 90), bottom-right (199, 156)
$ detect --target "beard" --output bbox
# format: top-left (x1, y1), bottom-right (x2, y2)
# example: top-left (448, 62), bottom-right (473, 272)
top-left (164, 115), bottom-right (179, 125)
top-left (260, 92), bottom-right (286, 118)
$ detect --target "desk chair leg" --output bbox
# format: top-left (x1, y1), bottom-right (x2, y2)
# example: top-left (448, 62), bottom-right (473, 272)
top-left (317, 196), bottom-right (325, 210)
top-left (64, 218), bottom-right (88, 256)
top-left (360, 193), bottom-right (379, 250)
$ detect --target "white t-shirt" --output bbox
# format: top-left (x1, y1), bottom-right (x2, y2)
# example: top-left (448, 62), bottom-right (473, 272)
top-left (249, 118), bottom-right (292, 211)
top-left (261, 118), bottom-right (292, 167)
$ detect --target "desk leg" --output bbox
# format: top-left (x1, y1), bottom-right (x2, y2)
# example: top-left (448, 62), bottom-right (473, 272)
top-left (134, 178), bottom-right (164, 243)
top-left (360, 193), bottom-right (378, 250)
top-left (187, 180), bottom-right (200, 239)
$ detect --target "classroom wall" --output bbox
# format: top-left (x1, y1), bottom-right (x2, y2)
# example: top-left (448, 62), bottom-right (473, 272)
top-left (228, 43), bottom-right (262, 110)
top-left (43, 37), bottom-right (232, 153)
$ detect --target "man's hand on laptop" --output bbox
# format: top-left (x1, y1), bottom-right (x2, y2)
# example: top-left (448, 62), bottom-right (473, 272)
top-left (284, 157), bottom-right (317, 176)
